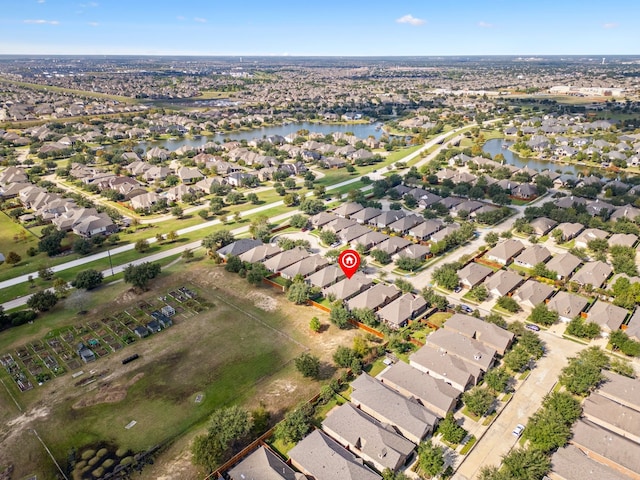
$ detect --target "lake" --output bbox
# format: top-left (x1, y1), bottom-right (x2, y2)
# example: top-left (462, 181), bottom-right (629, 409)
top-left (482, 138), bottom-right (581, 175)
top-left (140, 121), bottom-right (385, 152)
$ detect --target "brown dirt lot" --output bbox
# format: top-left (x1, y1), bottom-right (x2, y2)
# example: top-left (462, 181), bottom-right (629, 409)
top-left (0, 262), bottom-right (362, 480)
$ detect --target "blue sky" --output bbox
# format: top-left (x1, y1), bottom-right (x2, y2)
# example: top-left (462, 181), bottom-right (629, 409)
top-left (0, 0), bottom-right (638, 56)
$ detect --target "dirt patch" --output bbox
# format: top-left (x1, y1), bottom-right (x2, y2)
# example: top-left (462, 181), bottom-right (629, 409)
top-left (72, 372), bottom-right (144, 409)
top-left (246, 291), bottom-right (277, 312)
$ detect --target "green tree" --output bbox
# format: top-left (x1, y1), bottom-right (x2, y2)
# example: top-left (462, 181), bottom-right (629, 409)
top-left (274, 403), bottom-right (314, 443)
top-left (27, 290), bottom-right (58, 312)
top-left (542, 391), bottom-right (582, 424)
top-left (501, 447), bottom-right (551, 480)
top-left (469, 284), bottom-right (489, 302)
top-left (38, 229), bottom-right (66, 256)
top-left (395, 278), bottom-right (414, 293)
top-left (299, 198), bottom-right (325, 215)
top-left (73, 238), bottom-right (93, 255)
top-left (485, 313), bottom-right (507, 329)
top-left (524, 409), bottom-right (571, 452)
top-left (528, 304), bottom-right (558, 326)
top-left (462, 387), bottom-right (495, 417)
top-left (503, 345), bottom-right (531, 372)
top-left (249, 216), bottom-right (271, 242)
top-left (566, 317), bottom-right (601, 339)
top-left (123, 262), bottom-right (161, 291)
top-left (329, 304), bottom-right (350, 329)
top-left (171, 205), bottom-right (184, 218)
top-left (559, 349), bottom-right (606, 396)
top-left (191, 434), bottom-right (224, 473)
top-left (52, 277), bottom-right (69, 298)
top-left (485, 232), bottom-right (500, 247)
top-left (5, 251), bottom-right (21, 266)
top-left (518, 331), bottom-right (544, 359)
top-left (437, 412), bottom-right (467, 444)
top-left (351, 307), bottom-right (378, 327)
top-left (72, 269), bottom-right (104, 290)
top-left (246, 263), bottom-right (269, 285)
top-left (371, 249), bottom-right (392, 265)
top-left (333, 346), bottom-right (357, 368)
top-left (247, 193), bottom-right (260, 204)
top-left (496, 296), bottom-right (521, 313)
top-left (287, 280), bottom-right (311, 305)
top-left (202, 230), bottom-right (235, 251)
top-left (309, 317), bottom-right (321, 332)
top-left (395, 256), bottom-right (423, 272)
top-left (319, 229), bottom-right (338, 246)
top-left (432, 262), bottom-right (460, 290)
top-left (484, 368), bottom-right (511, 393)
top-left (294, 352), bottom-right (320, 378)
top-left (134, 239), bottom-right (150, 253)
top-left (417, 440), bottom-right (444, 478)
top-left (37, 266), bottom-right (54, 281)
top-left (289, 214), bottom-right (309, 229)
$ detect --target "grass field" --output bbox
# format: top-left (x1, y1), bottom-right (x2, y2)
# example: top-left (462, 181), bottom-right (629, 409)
top-left (0, 261), bottom-right (360, 479)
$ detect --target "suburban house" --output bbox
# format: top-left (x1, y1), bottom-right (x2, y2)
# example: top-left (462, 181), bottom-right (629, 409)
top-left (321, 403), bottom-right (415, 474)
top-left (352, 231), bottom-right (389, 251)
top-left (608, 233), bottom-right (638, 248)
top-left (311, 212), bottom-right (338, 228)
top-left (388, 214), bottom-right (424, 235)
top-left (582, 393), bottom-right (640, 443)
top-left (571, 261), bottom-right (613, 288)
top-left (262, 247), bottom-right (310, 273)
top-left (378, 360), bottom-right (459, 417)
top-left (238, 244), bottom-right (282, 264)
top-left (625, 307), bottom-right (640, 342)
top-left (513, 245), bottom-right (552, 269)
top-left (333, 202), bottom-right (364, 218)
top-left (227, 445), bottom-right (307, 480)
top-left (598, 371), bottom-right (640, 413)
top-left (370, 210), bottom-right (405, 229)
top-left (288, 430), bottom-right (381, 480)
top-left (324, 217), bottom-right (358, 234)
top-left (216, 239), bottom-right (263, 259)
top-left (484, 239), bottom-right (525, 265)
top-left (375, 236), bottom-right (412, 256)
top-left (529, 217), bottom-right (558, 236)
top-left (430, 224), bottom-right (461, 243)
top-left (512, 280), bottom-right (556, 310)
top-left (484, 269), bottom-right (525, 298)
top-left (546, 291), bottom-right (590, 322)
top-left (408, 219), bottom-right (443, 241)
top-left (554, 222), bottom-right (585, 242)
top-left (458, 262), bottom-right (493, 289)
top-left (575, 228), bottom-right (609, 250)
top-left (306, 265), bottom-right (346, 289)
top-left (350, 373), bottom-right (438, 443)
top-left (394, 244), bottom-right (430, 261)
top-left (409, 346), bottom-right (479, 392)
top-left (72, 212), bottom-right (118, 238)
top-left (322, 272), bottom-right (373, 301)
top-left (424, 329), bottom-right (496, 372)
top-left (376, 293), bottom-right (428, 329)
top-left (345, 283), bottom-right (402, 312)
top-left (545, 252), bottom-right (583, 280)
top-left (338, 224), bottom-right (371, 244)
top-left (549, 444), bottom-right (632, 480)
top-left (350, 207), bottom-right (382, 224)
top-left (583, 301), bottom-right (628, 336)
top-left (443, 314), bottom-right (515, 356)
top-left (129, 192), bottom-right (161, 211)
top-left (279, 255), bottom-right (329, 280)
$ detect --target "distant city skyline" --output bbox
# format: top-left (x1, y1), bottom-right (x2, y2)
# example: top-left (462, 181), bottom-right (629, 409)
top-left (1, 0), bottom-right (638, 56)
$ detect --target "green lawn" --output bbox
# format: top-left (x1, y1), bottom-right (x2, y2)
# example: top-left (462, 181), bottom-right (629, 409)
top-left (427, 312), bottom-right (452, 328)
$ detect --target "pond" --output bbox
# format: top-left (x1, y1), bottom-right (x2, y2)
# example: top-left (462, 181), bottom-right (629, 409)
top-left (139, 121), bottom-right (386, 152)
top-left (482, 138), bottom-right (581, 175)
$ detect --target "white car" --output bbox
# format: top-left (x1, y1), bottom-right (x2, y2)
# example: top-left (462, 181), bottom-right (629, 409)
top-left (512, 424), bottom-right (525, 437)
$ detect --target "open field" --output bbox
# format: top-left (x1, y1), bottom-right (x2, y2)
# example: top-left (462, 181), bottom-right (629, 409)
top-left (0, 261), bottom-right (359, 479)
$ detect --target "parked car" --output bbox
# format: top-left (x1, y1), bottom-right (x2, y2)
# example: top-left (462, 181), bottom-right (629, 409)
top-left (525, 324), bottom-right (540, 332)
top-left (460, 304), bottom-right (473, 314)
top-left (453, 286), bottom-right (462, 293)
top-left (512, 424), bottom-right (525, 437)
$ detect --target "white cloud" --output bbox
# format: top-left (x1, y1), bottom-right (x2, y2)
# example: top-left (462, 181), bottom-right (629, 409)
top-left (194, 17), bottom-right (207, 23)
top-left (396, 14), bottom-right (425, 26)
top-left (24, 19), bottom-right (59, 25)
top-left (87, 21), bottom-right (99, 27)
top-left (603, 22), bottom-right (619, 29)
top-left (478, 21), bottom-right (494, 28)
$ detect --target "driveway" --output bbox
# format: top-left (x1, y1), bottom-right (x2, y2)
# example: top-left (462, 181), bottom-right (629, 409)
top-left (453, 330), bottom-right (585, 480)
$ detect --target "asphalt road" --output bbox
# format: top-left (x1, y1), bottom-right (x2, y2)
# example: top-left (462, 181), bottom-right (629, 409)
top-left (453, 328), bottom-right (585, 480)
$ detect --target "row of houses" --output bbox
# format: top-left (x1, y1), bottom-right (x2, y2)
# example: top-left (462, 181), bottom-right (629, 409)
top-left (549, 371), bottom-right (640, 480)
top-left (226, 313), bottom-right (513, 479)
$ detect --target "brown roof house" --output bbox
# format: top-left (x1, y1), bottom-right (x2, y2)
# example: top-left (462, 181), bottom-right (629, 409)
top-left (545, 252), bottom-right (582, 280)
top-left (321, 403), bottom-right (415, 474)
top-left (227, 446), bottom-right (308, 480)
top-left (583, 300), bottom-right (628, 337)
top-left (238, 244), bottom-right (282, 264)
top-left (288, 430), bottom-right (381, 480)
top-left (484, 269), bottom-right (525, 298)
top-left (350, 207), bottom-right (382, 224)
top-left (484, 239), bottom-right (525, 265)
top-left (571, 261), bottom-right (613, 288)
top-left (378, 360), bottom-right (460, 418)
top-left (575, 228), bottom-right (609, 250)
top-left (279, 254), bottom-right (329, 280)
top-left (546, 291), bottom-right (590, 323)
top-left (554, 222), bottom-right (585, 242)
top-left (529, 217), bottom-right (558, 236)
top-left (333, 202), bottom-right (364, 218)
top-left (513, 245), bottom-right (552, 269)
top-left (424, 329), bottom-right (496, 372)
top-left (263, 247), bottom-right (310, 273)
top-left (443, 313), bottom-right (515, 356)
top-left (346, 283), bottom-right (401, 312)
top-left (409, 346), bottom-right (481, 392)
top-left (350, 373), bottom-right (437, 443)
top-left (549, 444), bottom-right (632, 480)
top-left (458, 262), bottom-right (493, 288)
top-left (512, 280), bottom-right (555, 310)
top-left (306, 265), bottom-right (346, 289)
top-left (583, 393), bottom-right (640, 443)
top-left (377, 293), bottom-right (428, 329)
top-left (322, 272), bottom-right (373, 301)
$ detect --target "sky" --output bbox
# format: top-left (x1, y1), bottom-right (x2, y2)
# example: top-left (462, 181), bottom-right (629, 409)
top-left (0, 0), bottom-right (639, 56)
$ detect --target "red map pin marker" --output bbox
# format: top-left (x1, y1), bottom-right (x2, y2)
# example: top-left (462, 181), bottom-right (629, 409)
top-left (338, 249), bottom-right (361, 279)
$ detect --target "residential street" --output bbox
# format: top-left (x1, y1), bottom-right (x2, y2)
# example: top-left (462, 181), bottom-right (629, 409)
top-left (453, 328), bottom-right (585, 480)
